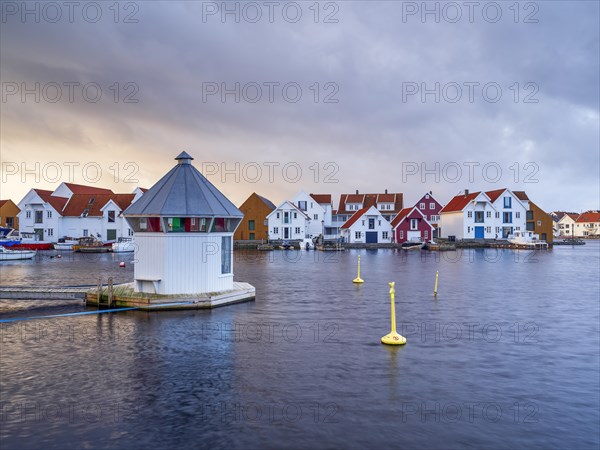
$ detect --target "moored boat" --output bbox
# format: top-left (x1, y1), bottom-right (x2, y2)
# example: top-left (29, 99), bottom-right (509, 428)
top-left (507, 230), bottom-right (548, 249)
top-left (401, 241), bottom-right (424, 250)
top-left (54, 237), bottom-right (79, 250)
top-left (112, 237), bottom-right (136, 253)
top-left (0, 246), bottom-right (37, 261)
top-left (8, 231), bottom-right (53, 250)
top-left (73, 236), bottom-right (108, 252)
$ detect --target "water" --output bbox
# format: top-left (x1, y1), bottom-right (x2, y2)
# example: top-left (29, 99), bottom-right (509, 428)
top-left (1, 244), bottom-right (599, 449)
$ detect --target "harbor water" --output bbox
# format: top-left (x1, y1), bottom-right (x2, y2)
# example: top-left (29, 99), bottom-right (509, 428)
top-left (1, 243), bottom-right (599, 449)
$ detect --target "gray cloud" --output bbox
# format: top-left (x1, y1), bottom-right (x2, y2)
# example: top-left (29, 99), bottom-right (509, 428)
top-left (1, 1), bottom-right (598, 211)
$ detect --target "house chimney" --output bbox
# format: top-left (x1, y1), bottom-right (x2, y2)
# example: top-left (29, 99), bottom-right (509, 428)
top-left (464, 189), bottom-right (469, 197)
top-left (429, 190), bottom-right (432, 195)
top-left (355, 190), bottom-right (359, 195)
top-left (385, 189), bottom-right (388, 194)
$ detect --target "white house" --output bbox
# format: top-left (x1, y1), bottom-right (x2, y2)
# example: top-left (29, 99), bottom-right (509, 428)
top-left (556, 212), bottom-right (579, 237)
top-left (291, 190), bottom-right (327, 238)
top-left (267, 201), bottom-right (310, 241)
top-left (341, 206), bottom-right (393, 244)
top-left (17, 183), bottom-right (139, 242)
top-left (573, 211), bottom-right (600, 237)
top-left (123, 151), bottom-right (244, 295)
top-left (440, 188), bottom-right (528, 240)
top-left (485, 188), bottom-right (528, 238)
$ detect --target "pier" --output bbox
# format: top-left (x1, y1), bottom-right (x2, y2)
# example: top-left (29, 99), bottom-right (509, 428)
top-left (0, 285), bottom-right (88, 300)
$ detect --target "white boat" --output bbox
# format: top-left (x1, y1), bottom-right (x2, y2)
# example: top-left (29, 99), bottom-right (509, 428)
top-left (54, 237), bottom-right (79, 250)
top-left (401, 240), bottom-right (424, 250)
top-left (507, 230), bottom-right (548, 248)
top-left (0, 246), bottom-right (37, 261)
top-left (112, 237), bottom-right (136, 253)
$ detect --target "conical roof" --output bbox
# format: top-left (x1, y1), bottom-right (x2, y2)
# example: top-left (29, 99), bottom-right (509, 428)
top-left (124, 152), bottom-right (243, 218)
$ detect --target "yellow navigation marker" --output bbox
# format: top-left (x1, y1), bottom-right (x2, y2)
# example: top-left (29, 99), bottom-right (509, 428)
top-left (434, 271), bottom-right (439, 296)
top-left (353, 255), bottom-right (364, 284)
top-left (381, 282), bottom-right (406, 345)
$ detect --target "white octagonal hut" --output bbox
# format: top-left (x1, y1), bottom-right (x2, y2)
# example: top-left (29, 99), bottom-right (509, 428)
top-left (123, 152), bottom-right (243, 295)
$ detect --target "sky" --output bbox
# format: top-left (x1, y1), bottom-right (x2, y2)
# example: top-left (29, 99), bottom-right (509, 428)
top-left (1, 0), bottom-right (599, 213)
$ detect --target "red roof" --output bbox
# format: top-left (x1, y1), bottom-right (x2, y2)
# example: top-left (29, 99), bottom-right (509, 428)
top-left (390, 208), bottom-right (413, 227)
top-left (440, 192), bottom-right (480, 213)
top-left (513, 191), bottom-right (529, 201)
top-left (576, 211), bottom-right (600, 223)
top-left (34, 189), bottom-right (68, 213)
top-left (341, 207), bottom-right (370, 229)
top-left (62, 194), bottom-right (135, 217)
top-left (338, 192), bottom-right (403, 214)
top-left (64, 183), bottom-right (113, 195)
top-left (310, 194), bottom-right (332, 204)
top-left (485, 188), bottom-right (506, 203)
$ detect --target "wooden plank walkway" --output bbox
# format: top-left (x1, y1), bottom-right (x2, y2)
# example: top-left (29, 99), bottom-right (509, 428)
top-left (0, 286), bottom-right (89, 300)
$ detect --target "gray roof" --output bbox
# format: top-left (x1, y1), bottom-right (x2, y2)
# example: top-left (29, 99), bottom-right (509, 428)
top-left (124, 152), bottom-right (243, 218)
top-left (257, 194), bottom-right (276, 211)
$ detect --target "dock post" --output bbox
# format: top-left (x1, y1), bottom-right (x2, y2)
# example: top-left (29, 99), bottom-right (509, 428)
top-left (97, 276), bottom-right (102, 307)
top-left (107, 277), bottom-right (114, 308)
top-left (434, 271), bottom-right (439, 297)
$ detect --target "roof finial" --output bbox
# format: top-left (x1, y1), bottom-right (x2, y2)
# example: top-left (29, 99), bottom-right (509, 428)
top-left (175, 151), bottom-right (194, 165)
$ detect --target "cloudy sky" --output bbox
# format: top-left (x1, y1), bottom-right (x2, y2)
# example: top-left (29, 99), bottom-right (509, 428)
top-left (1, 1), bottom-right (598, 212)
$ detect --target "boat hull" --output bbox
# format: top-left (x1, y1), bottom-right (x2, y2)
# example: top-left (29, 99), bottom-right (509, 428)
top-left (10, 242), bottom-right (53, 250)
top-left (0, 250), bottom-right (37, 261)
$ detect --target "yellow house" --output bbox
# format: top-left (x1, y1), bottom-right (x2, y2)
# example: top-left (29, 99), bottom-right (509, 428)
top-left (0, 199), bottom-right (20, 229)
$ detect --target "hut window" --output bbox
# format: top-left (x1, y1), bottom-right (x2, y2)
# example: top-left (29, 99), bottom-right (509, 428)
top-left (248, 220), bottom-right (255, 231)
top-left (212, 218), bottom-right (226, 232)
top-left (167, 218), bottom-right (185, 232)
top-left (221, 236), bottom-right (232, 274)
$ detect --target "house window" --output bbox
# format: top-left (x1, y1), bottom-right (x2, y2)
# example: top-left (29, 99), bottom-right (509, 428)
top-left (399, 230), bottom-right (404, 239)
top-left (284, 212), bottom-right (289, 223)
top-left (486, 227), bottom-right (491, 233)
top-left (410, 219), bottom-right (418, 230)
top-left (369, 218), bottom-right (375, 229)
top-left (128, 229), bottom-right (134, 236)
top-left (475, 211), bottom-right (484, 223)
top-left (276, 212), bottom-right (280, 219)
top-left (495, 212), bottom-right (500, 219)
top-left (47, 228), bottom-right (53, 236)
top-left (355, 231), bottom-right (362, 239)
top-left (298, 201), bottom-right (307, 211)
top-left (26, 210), bottom-right (31, 219)
top-left (314, 214), bottom-right (318, 220)
top-left (526, 211), bottom-right (534, 220)
top-left (293, 212), bottom-right (297, 219)
top-left (362, 220), bottom-right (365, 226)
top-left (486, 211), bottom-right (491, 218)
top-left (249, 233), bottom-right (255, 240)
top-left (526, 222), bottom-right (535, 231)
top-left (420, 203), bottom-right (425, 210)
top-left (496, 227), bottom-right (500, 233)
top-left (430, 203), bottom-right (435, 210)
top-left (248, 220), bottom-right (255, 231)
top-left (221, 236), bottom-right (232, 274)
top-left (383, 231), bottom-right (389, 239)
top-left (467, 226), bottom-right (471, 233)
top-left (273, 227), bottom-right (279, 234)
top-left (47, 211), bottom-right (52, 218)
top-left (108, 211), bottom-right (115, 223)
top-left (378, 220), bottom-right (381, 226)
top-left (424, 230), bottom-right (428, 239)
top-left (467, 211), bottom-right (472, 218)
top-left (503, 212), bottom-right (512, 223)
top-left (295, 227), bottom-right (301, 234)
top-left (504, 197), bottom-right (512, 208)
top-left (35, 211), bottom-right (43, 224)
top-left (6, 217), bottom-right (14, 228)
top-left (515, 212), bottom-right (520, 219)
top-left (83, 229), bottom-right (89, 237)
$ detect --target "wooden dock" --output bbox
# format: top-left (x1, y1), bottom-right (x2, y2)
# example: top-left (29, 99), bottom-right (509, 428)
top-left (0, 286), bottom-right (89, 300)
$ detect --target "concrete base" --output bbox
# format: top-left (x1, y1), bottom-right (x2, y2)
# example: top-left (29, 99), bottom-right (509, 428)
top-left (86, 281), bottom-right (255, 310)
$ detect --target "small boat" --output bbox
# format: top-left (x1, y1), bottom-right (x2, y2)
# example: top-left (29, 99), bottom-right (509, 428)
top-left (73, 236), bottom-right (109, 252)
top-left (112, 237), bottom-right (136, 253)
top-left (54, 237), bottom-right (80, 250)
top-left (554, 238), bottom-right (586, 246)
top-left (401, 241), bottom-right (424, 250)
top-left (280, 240), bottom-right (292, 250)
top-left (507, 230), bottom-right (548, 249)
top-left (0, 246), bottom-right (36, 261)
top-left (10, 231), bottom-right (53, 250)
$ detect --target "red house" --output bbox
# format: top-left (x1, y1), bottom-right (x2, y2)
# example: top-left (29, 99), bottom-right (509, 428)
top-left (391, 206), bottom-right (434, 244)
top-left (414, 191), bottom-right (443, 237)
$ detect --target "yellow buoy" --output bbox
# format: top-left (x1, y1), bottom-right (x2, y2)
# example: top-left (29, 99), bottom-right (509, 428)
top-left (352, 255), bottom-right (364, 284)
top-left (434, 270), bottom-right (439, 296)
top-left (381, 282), bottom-right (406, 345)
